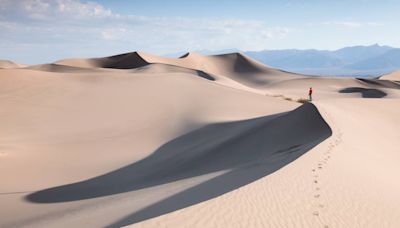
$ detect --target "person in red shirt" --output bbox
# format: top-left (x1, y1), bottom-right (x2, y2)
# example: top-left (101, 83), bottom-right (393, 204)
top-left (309, 87), bottom-right (313, 101)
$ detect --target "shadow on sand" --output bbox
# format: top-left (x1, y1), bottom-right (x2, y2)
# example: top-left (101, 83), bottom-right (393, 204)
top-left (26, 103), bottom-right (332, 227)
top-left (339, 87), bottom-right (387, 98)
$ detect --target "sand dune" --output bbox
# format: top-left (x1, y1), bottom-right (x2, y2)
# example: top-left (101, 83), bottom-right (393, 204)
top-left (55, 52), bottom-right (148, 69)
top-left (55, 51), bottom-right (301, 90)
top-left (143, 52), bottom-right (303, 89)
top-left (0, 64), bottom-right (301, 227)
top-left (0, 60), bottom-right (25, 69)
top-left (1, 51), bottom-right (400, 228)
top-left (380, 70), bottom-right (400, 81)
top-left (25, 103), bottom-right (331, 226)
top-left (133, 99), bottom-right (400, 228)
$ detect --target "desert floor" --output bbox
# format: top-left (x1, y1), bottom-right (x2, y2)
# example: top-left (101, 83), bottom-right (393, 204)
top-left (1, 52), bottom-right (399, 228)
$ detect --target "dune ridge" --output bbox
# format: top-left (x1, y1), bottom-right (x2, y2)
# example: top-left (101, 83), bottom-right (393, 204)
top-left (54, 51), bottom-right (301, 89)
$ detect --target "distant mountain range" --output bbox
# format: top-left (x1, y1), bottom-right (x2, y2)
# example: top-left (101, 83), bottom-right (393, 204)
top-left (171, 44), bottom-right (400, 77)
top-left (245, 44), bottom-right (400, 77)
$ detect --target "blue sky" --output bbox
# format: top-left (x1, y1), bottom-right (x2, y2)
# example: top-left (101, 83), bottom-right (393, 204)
top-left (0, 0), bottom-right (399, 63)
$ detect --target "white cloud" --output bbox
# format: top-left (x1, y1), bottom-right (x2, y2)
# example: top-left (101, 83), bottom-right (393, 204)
top-left (101, 28), bottom-right (127, 41)
top-left (0, 0), bottom-right (113, 20)
top-left (0, 0), bottom-right (292, 62)
top-left (321, 21), bottom-right (384, 29)
top-left (365, 22), bottom-right (384, 26)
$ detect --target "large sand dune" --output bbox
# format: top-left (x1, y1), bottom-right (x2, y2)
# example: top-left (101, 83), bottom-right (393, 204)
top-left (55, 51), bottom-right (302, 91)
top-left (1, 52), bottom-right (400, 228)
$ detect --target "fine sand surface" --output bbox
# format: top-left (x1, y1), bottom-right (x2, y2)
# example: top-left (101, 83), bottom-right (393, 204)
top-left (1, 52), bottom-right (399, 228)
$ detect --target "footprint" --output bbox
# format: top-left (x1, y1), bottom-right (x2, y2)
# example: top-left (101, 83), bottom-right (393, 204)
top-left (314, 194), bottom-right (320, 198)
top-left (318, 204), bottom-right (324, 208)
top-left (314, 180), bottom-right (318, 184)
top-left (313, 211), bottom-right (319, 216)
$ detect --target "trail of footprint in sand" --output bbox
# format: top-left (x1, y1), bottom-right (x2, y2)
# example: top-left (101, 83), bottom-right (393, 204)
top-left (310, 105), bottom-right (343, 228)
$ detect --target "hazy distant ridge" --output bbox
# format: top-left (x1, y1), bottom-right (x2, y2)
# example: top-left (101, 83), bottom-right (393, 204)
top-left (244, 44), bottom-right (400, 76)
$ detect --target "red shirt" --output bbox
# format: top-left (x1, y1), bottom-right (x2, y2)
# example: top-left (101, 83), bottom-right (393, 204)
top-left (309, 89), bottom-right (313, 95)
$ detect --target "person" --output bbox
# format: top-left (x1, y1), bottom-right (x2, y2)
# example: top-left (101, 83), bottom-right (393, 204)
top-left (309, 87), bottom-right (313, 101)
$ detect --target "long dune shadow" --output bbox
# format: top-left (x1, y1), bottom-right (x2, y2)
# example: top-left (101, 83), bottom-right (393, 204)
top-left (26, 103), bottom-right (332, 225)
top-left (107, 141), bottom-right (320, 227)
top-left (339, 87), bottom-right (387, 98)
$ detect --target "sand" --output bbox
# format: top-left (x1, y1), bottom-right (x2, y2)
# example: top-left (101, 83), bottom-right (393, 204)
top-left (0, 60), bottom-right (26, 69)
top-left (0, 52), bottom-right (399, 228)
top-left (380, 70), bottom-right (400, 81)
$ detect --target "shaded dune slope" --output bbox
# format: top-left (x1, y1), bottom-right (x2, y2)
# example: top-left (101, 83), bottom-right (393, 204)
top-left (27, 103), bottom-right (331, 225)
top-left (55, 52), bottom-right (148, 69)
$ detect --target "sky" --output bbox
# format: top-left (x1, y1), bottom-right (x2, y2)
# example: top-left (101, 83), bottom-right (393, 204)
top-left (0, 0), bottom-right (399, 64)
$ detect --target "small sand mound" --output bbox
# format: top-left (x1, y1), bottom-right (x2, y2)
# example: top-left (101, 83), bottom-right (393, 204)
top-left (0, 60), bottom-right (25, 69)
